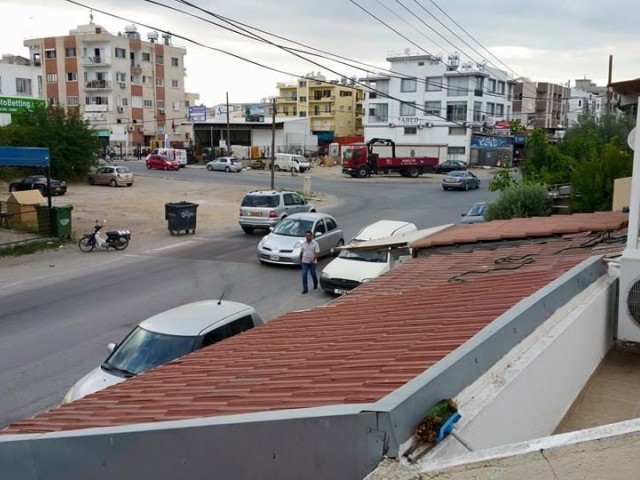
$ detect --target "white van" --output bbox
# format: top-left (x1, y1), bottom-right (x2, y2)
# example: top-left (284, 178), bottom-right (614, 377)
top-left (319, 220), bottom-right (418, 295)
top-left (274, 153), bottom-right (311, 173)
top-left (148, 148), bottom-right (188, 167)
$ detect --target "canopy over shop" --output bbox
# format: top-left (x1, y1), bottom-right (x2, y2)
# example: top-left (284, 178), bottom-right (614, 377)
top-left (0, 146), bottom-right (52, 207)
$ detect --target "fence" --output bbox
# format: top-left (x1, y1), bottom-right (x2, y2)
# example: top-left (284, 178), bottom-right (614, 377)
top-left (0, 201), bottom-right (52, 248)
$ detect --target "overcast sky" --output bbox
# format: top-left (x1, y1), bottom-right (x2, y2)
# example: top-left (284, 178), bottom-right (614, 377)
top-left (3, 0), bottom-right (639, 106)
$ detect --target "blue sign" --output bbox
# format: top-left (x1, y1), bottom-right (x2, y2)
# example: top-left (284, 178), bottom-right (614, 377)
top-left (189, 106), bottom-right (207, 122)
top-left (471, 135), bottom-right (512, 148)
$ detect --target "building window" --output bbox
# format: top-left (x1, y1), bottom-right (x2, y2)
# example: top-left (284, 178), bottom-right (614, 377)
top-left (66, 72), bottom-right (77, 82)
top-left (48, 97), bottom-right (59, 106)
top-left (401, 78), bottom-right (417, 92)
top-left (446, 102), bottom-right (467, 122)
top-left (155, 55), bottom-right (164, 65)
top-left (299, 111), bottom-right (306, 117)
top-left (449, 127), bottom-right (466, 135)
top-left (400, 102), bottom-right (416, 116)
top-left (46, 73), bottom-right (58, 83)
top-left (15, 78), bottom-right (32, 95)
top-left (122, 98), bottom-right (129, 106)
top-left (115, 48), bottom-right (126, 59)
top-left (171, 57), bottom-right (179, 67)
top-left (157, 100), bottom-right (165, 109)
top-left (340, 91), bottom-right (352, 97)
top-left (67, 96), bottom-right (78, 106)
top-left (144, 99), bottom-right (153, 108)
top-left (142, 52), bottom-right (151, 62)
top-left (497, 81), bottom-right (505, 95)
top-left (447, 77), bottom-right (468, 97)
top-left (65, 48), bottom-right (76, 57)
top-left (172, 101), bottom-right (181, 110)
top-left (325, 104), bottom-right (331, 113)
top-left (404, 127), bottom-right (417, 135)
top-left (424, 101), bottom-right (441, 116)
top-left (448, 146), bottom-right (466, 156)
top-left (142, 75), bottom-right (152, 84)
top-left (45, 49), bottom-right (56, 59)
top-left (425, 76), bottom-right (441, 91)
top-left (488, 79), bottom-right (496, 93)
top-left (156, 78), bottom-right (164, 87)
top-left (116, 72), bottom-right (126, 82)
top-left (299, 80), bottom-right (307, 87)
top-left (171, 79), bottom-right (179, 88)
top-left (132, 96), bottom-right (143, 108)
top-left (368, 103), bottom-right (388, 122)
top-left (473, 101), bottom-right (482, 122)
top-left (496, 104), bottom-right (504, 117)
top-left (299, 96), bottom-right (307, 102)
top-left (486, 102), bottom-right (495, 116)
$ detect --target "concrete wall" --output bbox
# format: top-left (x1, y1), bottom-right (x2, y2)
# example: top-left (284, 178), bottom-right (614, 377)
top-left (613, 177), bottom-right (631, 211)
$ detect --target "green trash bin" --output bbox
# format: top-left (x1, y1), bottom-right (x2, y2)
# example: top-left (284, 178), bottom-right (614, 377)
top-left (52, 204), bottom-right (73, 239)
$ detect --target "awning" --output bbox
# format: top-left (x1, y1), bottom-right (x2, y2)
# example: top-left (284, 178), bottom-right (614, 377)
top-left (335, 224), bottom-right (454, 252)
top-left (0, 146), bottom-right (50, 167)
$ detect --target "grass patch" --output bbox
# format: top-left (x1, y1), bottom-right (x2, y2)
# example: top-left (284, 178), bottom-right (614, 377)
top-left (0, 238), bottom-right (67, 257)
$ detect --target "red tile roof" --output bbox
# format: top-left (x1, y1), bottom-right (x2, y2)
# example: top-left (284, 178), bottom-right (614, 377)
top-left (4, 226), bottom-right (624, 435)
top-left (410, 212), bottom-right (628, 249)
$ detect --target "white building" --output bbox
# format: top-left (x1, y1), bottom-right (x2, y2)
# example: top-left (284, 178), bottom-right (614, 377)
top-left (362, 52), bottom-right (514, 163)
top-left (567, 85), bottom-right (604, 126)
top-left (0, 54), bottom-right (44, 126)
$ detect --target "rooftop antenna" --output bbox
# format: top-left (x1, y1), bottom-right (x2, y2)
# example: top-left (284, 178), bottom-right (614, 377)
top-left (89, 9), bottom-right (94, 25)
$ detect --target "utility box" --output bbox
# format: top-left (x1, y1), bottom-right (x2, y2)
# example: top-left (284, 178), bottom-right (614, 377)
top-left (6, 190), bottom-right (45, 226)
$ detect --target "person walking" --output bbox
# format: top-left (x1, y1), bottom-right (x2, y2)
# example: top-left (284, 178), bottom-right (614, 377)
top-left (299, 230), bottom-right (320, 294)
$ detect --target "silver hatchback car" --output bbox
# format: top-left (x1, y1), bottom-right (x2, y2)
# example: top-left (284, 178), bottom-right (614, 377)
top-left (238, 190), bottom-right (315, 234)
top-left (88, 166), bottom-right (134, 187)
top-left (257, 212), bottom-right (344, 265)
top-left (206, 156), bottom-right (243, 173)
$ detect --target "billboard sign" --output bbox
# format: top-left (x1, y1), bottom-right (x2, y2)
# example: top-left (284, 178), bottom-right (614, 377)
top-left (0, 96), bottom-right (46, 114)
top-left (188, 105), bottom-right (207, 122)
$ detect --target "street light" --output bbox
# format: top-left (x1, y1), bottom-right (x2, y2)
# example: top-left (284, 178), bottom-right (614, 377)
top-left (269, 96), bottom-right (276, 189)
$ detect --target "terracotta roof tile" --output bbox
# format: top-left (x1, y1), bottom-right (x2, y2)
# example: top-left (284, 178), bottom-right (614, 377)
top-left (3, 218), bottom-right (627, 435)
top-left (411, 212), bottom-right (628, 249)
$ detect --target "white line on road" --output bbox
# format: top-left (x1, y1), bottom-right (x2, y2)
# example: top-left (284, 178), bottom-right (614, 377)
top-left (146, 241), bottom-right (195, 252)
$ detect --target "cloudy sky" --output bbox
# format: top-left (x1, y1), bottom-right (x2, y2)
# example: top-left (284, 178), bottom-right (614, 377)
top-left (2, 0), bottom-right (639, 106)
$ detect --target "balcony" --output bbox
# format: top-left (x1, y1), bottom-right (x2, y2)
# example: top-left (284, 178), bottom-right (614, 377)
top-left (311, 111), bottom-right (333, 117)
top-left (85, 80), bottom-right (112, 90)
top-left (278, 96), bottom-right (297, 103)
top-left (310, 96), bottom-right (334, 103)
top-left (83, 56), bottom-right (110, 66)
top-left (130, 64), bottom-right (142, 75)
top-left (84, 104), bottom-right (110, 113)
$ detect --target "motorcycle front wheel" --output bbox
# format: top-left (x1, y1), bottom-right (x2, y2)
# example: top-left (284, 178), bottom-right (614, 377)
top-left (78, 237), bottom-right (95, 252)
top-left (112, 237), bottom-right (130, 250)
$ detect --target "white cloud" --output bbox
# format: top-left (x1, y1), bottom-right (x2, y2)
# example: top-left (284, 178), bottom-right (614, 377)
top-left (3, 0), bottom-right (640, 105)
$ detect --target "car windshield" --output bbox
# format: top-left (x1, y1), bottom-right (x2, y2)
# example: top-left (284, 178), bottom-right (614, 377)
top-left (102, 326), bottom-right (198, 376)
top-left (273, 218), bottom-right (313, 237)
top-left (338, 247), bottom-right (388, 263)
top-left (467, 204), bottom-right (486, 216)
top-left (242, 195), bottom-right (278, 207)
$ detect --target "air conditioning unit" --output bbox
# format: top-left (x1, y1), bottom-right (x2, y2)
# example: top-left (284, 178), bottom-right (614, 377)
top-left (425, 122), bottom-right (433, 128)
top-left (618, 254), bottom-right (640, 342)
top-left (128, 126), bottom-right (134, 132)
top-left (119, 82), bottom-right (126, 88)
top-left (158, 109), bottom-right (165, 115)
top-left (117, 106), bottom-right (124, 113)
top-left (388, 123), bottom-right (395, 128)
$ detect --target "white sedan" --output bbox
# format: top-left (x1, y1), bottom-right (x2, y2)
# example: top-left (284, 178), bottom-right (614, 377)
top-left (206, 156), bottom-right (243, 172)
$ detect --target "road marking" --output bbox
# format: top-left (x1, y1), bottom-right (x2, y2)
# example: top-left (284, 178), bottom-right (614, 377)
top-left (147, 241), bottom-right (196, 252)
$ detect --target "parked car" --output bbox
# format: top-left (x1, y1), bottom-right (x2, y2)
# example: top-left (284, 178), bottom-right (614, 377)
top-left (442, 171), bottom-right (480, 191)
top-left (273, 153), bottom-right (311, 173)
top-left (146, 154), bottom-right (180, 171)
top-left (257, 212), bottom-right (344, 265)
top-left (9, 175), bottom-right (67, 196)
top-left (238, 190), bottom-right (315, 234)
top-left (146, 148), bottom-right (188, 167)
top-left (63, 300), bottom-right (263, 403)
top-left (206, 156), bottom-right (243, 172)
top-left (461, 202), bottom-right (487, 224)
top-left (434, 160), bottom-right (468, 174)
top-left (320, 220), bottom-right (417, 295)
top-left (88, 166), bottom-right (134, 187)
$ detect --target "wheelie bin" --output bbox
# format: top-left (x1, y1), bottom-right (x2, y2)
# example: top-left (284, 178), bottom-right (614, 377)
top-left (51, 204), bottom-right (73, 239)
top-left (164, 201), bottom-right (199, 235)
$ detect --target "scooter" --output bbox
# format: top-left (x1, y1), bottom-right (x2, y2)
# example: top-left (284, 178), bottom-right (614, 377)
top-left (78, 220), bottom-right (131, 252)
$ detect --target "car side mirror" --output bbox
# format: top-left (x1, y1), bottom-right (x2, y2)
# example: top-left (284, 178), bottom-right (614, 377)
top-left (461, 213), bottom-right (466, 216)
top-left (315, 231), bottom-right (322, 238)
top-left (107, 342), bottom-right (116, 353)
top-left (269, 226), bottom-right (274, 232)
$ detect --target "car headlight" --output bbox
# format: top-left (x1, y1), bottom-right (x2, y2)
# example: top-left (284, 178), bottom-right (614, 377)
top-left (361, 278), bottom-right (374, 284)
top-left (320, 272), bottom-right (330, 280)
top-left (62, 385), bottom-right (76, 404)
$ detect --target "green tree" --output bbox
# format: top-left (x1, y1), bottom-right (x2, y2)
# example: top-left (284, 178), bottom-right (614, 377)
top-left (485, 182), bottom-right (552, 221)
top-left (0, 105), bottom-right (99, 179)
top-left (488, 169), bottom-right (517, 192)
top-left (520, 129), bottom-right (574, 185)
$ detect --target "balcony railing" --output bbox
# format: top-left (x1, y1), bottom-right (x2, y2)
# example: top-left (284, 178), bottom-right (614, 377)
top-left (310, 96), bottom-right (334, 102)
top-left (83, 56), bottom-right (109, 65)
top-left (84, 104), bottom-right (109, 112)
top-left (367, 115), bottom-right (388, 123)
top-left (278, 96), bottom-right (297, 102)
top-left (85, 80), bottom-right (112, 89)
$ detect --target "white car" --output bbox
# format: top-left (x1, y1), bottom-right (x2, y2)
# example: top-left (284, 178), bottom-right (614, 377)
top-left (320, 220), bottom-right (417, 294)
top-left (63, 300), bottom-right (263, 403)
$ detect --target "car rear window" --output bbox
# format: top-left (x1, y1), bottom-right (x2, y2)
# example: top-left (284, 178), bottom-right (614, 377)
top-left (241, 195), bottom-right (279, 207)
top-left (116, 167), bottom-right (131, 173)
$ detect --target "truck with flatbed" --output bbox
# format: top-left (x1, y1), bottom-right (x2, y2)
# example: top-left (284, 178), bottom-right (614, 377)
top-left (341, 138), bottom-right (440, 178)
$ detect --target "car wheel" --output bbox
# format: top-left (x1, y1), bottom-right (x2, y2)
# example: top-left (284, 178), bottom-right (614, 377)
top-left (357, 166), bottom-right (368, 178)
top-left (225, 166), bottom-right (230, 172)
top-left (9, 185), bottom-right (17, 192)
top-left (110, 179), bottom-right (117, 187)
top-left (164, 165), bottom-right (168, 171)
top-left (442, 186), bottom-right (448, 191)
top-left (407, 166), bottom-right (419, 178)
top-left (88, 177), bottom-right (95, 185)
top-left (146, 163), bottom-right (152, 169)
top-left (207, 165), bottom-right (213, 171)
top-left (274, 165), bottom-right (281, 172)
top-left (334, 238), bottom-right (344, 256)
top-left (242, 226), bottom-right (254, 234)
top-left (127, 183), bottom-right (133, 187)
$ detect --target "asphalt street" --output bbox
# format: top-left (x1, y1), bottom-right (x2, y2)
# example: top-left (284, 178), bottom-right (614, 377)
top-left (0, 165), bottom-right (494, 428)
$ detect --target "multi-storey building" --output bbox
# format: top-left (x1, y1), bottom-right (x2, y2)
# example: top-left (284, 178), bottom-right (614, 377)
top-left (512, 79), bottom-right (537, 127)
top-left (24, 23), bottom-right (189, 149)
top-left (567, 79), bottom-right (604, 126)
top-left (513, 80), bottom-right (569, 135)
top-left (0, 54), bottom-right (45, 126)
top-left (275, 73), bottom-right (365, 142)
top-left (361, 52), bottom-right (514, 163)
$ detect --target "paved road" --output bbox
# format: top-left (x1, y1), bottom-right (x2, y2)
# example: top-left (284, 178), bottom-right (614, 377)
top-left (0, 165), bottom-right (494, 428)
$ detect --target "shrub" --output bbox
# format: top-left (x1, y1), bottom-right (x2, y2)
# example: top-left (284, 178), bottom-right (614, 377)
top-left (485, 182), bottom-right (552, 221)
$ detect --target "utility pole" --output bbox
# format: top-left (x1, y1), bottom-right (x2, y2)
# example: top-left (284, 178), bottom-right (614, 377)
top-left (270, 97), bottom-right (276, 190)
top-left (226, 92), bottom-right (231, 155)
top-left (607, 55), bottom-right (613, 115)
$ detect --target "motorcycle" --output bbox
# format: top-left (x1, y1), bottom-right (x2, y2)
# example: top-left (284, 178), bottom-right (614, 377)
top-left (78, 220), bottom-right (131, 252)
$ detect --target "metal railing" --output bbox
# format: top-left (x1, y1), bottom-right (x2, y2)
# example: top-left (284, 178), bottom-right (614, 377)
top-left (0, 201), bottom-right (52, 247)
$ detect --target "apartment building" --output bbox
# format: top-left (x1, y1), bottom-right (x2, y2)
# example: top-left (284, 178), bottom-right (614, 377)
top-left (275, 73), bottom-right (365, 141)
top-left (361, 52), bottom-right (513, 162)
top-left (0, 54), bottom-right (45, 126)
top-left (513, 80), bottom-right (570, 134)
top-left (23, 23), bottom-right (189, 148)
top-left (567, 79), bottom-right (605, 126)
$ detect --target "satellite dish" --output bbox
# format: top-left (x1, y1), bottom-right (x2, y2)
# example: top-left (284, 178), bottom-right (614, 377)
top-left (628, 127), bottom-right (637, 151)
